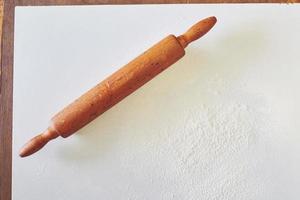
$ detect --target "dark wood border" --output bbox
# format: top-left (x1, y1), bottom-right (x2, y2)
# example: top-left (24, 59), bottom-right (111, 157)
top-left (0, 0), bottom-right (299, 200)
top-left (14, 0), bottom-right (300, 5)
top-left (0, 1), bottom-right (14, 200)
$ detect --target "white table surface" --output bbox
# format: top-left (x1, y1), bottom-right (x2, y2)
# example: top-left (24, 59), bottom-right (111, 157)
top-left (14, 5), bottom-right (300, 200)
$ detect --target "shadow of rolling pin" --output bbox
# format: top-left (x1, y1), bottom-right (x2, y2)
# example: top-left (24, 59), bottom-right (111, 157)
top-left (19, 16), bottom-right (217, 157)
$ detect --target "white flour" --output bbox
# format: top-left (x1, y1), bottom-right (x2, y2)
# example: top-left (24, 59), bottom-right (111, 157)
top-left (115, 72), bottom-right (275, 199)
top-left (165, 103), bottom-right (268, 199)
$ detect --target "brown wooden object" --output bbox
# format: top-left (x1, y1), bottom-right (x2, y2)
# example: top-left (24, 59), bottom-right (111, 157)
top-left (19, 16), bottom-right (217, 157)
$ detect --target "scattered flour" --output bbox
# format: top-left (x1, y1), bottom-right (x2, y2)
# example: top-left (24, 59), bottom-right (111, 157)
top-left (117, 73), bottom-right (274, 200)
top-left (169, 103), bottom-right (258, 173)
top-left (164, 101), bottom-right (269, 199)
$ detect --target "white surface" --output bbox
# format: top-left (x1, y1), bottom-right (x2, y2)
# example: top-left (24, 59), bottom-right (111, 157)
top-left (13, 5), bottom-right (300, 200)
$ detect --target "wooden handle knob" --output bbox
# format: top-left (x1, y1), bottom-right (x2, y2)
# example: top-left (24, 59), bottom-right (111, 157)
top-left (19, 128), bottom-right (59, 157)
top-left (177, 16), bottom-right (217, 48)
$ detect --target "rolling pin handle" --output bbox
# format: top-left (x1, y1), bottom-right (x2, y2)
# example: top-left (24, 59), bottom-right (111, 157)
top-left (177, 16), bottom-right (217, 48)
top-left (19, 128), bottom-right (59, 157)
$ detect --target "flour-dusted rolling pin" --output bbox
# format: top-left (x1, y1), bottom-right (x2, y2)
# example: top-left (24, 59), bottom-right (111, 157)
top-left (20, 16), bottom-right (217, 157)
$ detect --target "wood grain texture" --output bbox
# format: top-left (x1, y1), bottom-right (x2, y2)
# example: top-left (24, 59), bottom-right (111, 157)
top-left (0, 0), bottom-right (299, 200)
top-left (14, 0), bottom-right (300, 5)
top-left (0, 1), bottom-right (14, 200)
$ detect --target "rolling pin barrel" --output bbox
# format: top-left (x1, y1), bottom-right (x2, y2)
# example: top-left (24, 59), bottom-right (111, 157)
top-left (52, 35), bottom-right (185, 137)
top-left (19, 16), bottom-right (217, 157)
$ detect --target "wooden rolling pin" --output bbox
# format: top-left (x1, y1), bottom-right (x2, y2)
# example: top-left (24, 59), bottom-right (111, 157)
top-left (20, 16), bottom-right (217, 157)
